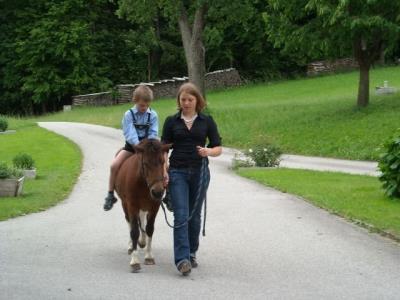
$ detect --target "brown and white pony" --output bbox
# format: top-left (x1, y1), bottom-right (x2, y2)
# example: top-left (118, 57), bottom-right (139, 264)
top-left (115, 139), bottom-right (171, 272)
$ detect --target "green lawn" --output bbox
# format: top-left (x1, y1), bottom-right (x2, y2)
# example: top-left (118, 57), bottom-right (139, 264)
top-left (237, 168), bottom-right (400, 240)
top-left (2, 66), bottom-right (398, 220)
top-left (36, 66), bottom-right (400, 160)
top-left (0, 120), bottom-right (81, 221)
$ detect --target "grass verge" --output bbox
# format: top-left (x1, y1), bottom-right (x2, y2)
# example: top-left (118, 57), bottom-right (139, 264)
top-left (36, 66), bottom-right (400, 160)
top-left (0, 120), bottom-right (81, 221)
top-left (237, 167), bottom-right (400, 240)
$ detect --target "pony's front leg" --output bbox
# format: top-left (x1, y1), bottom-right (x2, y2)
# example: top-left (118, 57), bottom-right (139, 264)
top-left (138, 210), bottom-right (147, 249)
top-left (144, 211), bottom-right (157, 265)
top-left (129, 214), bottom-right (141, 272)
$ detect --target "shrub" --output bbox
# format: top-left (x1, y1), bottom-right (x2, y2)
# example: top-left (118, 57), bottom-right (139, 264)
top-left (0, 162), bottom-right (22, 179)
top-left (0, 117), bottom-right (8, 132)
top-left (12, 153), bottom-right (35, 170)
top-left (0, 162), bottom-right (11, 179)
top-left (378, 129), bottom-right (400, 199)
top-left (245, 136), bottom-right (282, 167)
top-left (11, 168), bottom-right (23, 178)
top-left (231, 152), bottom-right (255, 170)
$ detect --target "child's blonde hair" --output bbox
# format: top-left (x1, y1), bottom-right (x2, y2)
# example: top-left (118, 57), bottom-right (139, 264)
top-left (133, 85), bottom-right (153, 103)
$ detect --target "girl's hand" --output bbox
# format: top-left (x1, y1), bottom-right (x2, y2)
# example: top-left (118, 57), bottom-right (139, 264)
top-left (197, 146), bottom-right (209, 157)
top-left (163, 170), bottom-right (169, 187)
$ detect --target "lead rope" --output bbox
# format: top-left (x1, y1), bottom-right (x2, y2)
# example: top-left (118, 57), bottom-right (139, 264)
top-left (160, 157), bottom-right (208, 236)
top-left (202, 192), bottom-right (207, 236)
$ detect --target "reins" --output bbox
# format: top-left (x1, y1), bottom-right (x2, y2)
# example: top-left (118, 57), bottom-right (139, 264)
top-left (160, 157), bottom-right (208, 236)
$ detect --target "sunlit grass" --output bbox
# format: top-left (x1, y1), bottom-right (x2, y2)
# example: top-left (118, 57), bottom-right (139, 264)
top-left (35, 66), bottom-right (400, 160)
top-left (0, 120), bottom-right (81, 221)
top-left (238, 167), bottom-right (400, 239)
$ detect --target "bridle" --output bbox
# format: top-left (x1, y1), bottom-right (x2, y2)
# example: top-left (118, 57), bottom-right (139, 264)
top-left (140, 153), bottom-right (164, 190)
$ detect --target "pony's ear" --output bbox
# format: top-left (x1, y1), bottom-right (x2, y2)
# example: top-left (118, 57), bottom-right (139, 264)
top-left (162, 143), bottom-right (172, 152)
top-left (134, 145), bottom-right (144, 153)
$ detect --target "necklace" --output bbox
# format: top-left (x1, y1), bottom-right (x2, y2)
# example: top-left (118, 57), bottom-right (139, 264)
top-left (181, 113), bottom-right (197, 123)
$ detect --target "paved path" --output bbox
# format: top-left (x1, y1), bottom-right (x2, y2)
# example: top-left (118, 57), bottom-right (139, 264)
top-left (0, 122), bottom-right (399, 300)
top-left (222, 149), bottom-right (380, 177)
top-left (281, 154), bottom-right (379, 176)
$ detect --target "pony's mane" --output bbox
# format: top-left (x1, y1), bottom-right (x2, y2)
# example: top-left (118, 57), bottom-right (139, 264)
top-left (139, 138), bottom-right (162, 153)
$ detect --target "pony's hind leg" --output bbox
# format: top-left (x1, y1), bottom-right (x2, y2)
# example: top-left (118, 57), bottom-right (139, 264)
top-left (127, 222), bottom-right (133, 255)
top-left (144, 211), bottom-right (157, 265)
top-left (129, 214), bottom-right (141, 272)
top-left (122, 201), bottom-right (134, 255)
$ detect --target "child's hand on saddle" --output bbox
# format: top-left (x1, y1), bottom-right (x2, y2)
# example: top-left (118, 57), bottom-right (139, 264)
top-left (196, 146), bottom-right (209, 157)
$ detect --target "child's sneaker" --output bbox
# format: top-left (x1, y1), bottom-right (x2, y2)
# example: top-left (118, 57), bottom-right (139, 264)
top-left (103, 193), bottom-right (117, 211)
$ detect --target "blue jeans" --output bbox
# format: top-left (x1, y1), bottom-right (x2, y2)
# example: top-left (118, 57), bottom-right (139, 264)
top-left (168, 166), bottom-right (210, 265)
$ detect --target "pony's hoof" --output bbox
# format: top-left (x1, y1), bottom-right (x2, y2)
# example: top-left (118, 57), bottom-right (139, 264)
top-left (128, 248), bottom-right (133, 255)
top-left (144, 258), bottom-right (155, 265)
top-left (138, 242), bottom-right (146, 249)
top-left (131, 263), bottom-right (141, 273)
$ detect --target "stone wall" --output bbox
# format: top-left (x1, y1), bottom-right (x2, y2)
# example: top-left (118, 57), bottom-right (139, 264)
top-left (72, 68), bottom-right (242, 106)
top-left (307, 58), bottom-right (358, 76)
top-left (72, 92), bottom-right (114, 107)
top-left (205, 68), bottom-right (242, 90)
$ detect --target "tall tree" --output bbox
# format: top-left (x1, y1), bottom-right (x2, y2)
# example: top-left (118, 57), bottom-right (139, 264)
top-left (115, 1), bottom-right (185, 82)
top-left (0, 0), bottom-right (148, 115)
top-left (118, 0), bottom-right (208, 95)
top-left (117, 0), bottom-right (254, 97)
top-left (177, 2), bottom-right (208, 96)
top-left (264, 0), bottom-right (400, 107)
top-left (205, 0), bottom-right (300, 80)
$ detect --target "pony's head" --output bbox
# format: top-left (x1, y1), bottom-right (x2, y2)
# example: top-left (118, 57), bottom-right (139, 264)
top-left (134, 139), bottom-right (171, 201)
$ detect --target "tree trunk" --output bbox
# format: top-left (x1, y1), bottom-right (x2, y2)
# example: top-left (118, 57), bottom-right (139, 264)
top-left (353, 35), bottom-right (383, 107)
top-left (379, 49), bottom-right (385, 65)
top-left (357, 63), bottom-right (370, 107)
top-left (150, 13), bottom-right (162, 81)
top-left (178, 3), bottom-right (208, 97)
top-left (188, 39), bottom-right (206, 96)
top-left (147, 53), bottom-right (151, 81)
top-left (353, 37), bottom-right (371, 107)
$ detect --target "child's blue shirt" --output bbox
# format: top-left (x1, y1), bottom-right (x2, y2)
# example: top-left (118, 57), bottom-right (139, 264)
top-left (122, 106), bottom-right (158, 145)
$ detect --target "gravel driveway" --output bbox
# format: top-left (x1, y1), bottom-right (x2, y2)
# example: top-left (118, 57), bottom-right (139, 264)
top-left (0, 122), bottom-right (398, 300)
